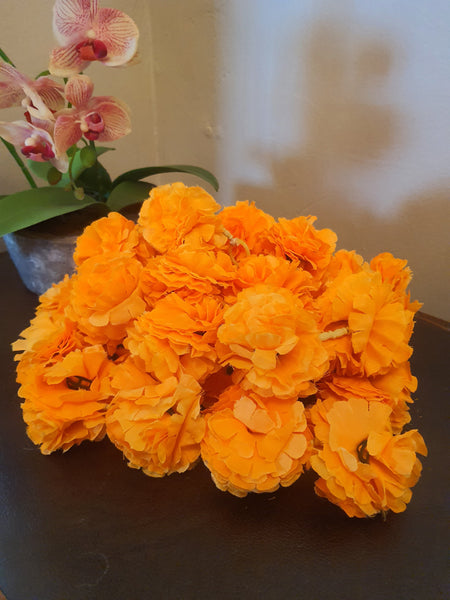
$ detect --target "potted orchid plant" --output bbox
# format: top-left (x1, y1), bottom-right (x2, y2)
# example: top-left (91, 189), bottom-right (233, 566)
top-left (0, 0), bottom-right (218, 292)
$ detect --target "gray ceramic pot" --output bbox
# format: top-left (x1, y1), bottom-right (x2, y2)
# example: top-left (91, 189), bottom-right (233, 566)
top-left (4, 229), bottom-right (77, 295)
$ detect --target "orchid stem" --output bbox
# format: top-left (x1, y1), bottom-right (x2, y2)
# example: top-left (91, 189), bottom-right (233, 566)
top-left (0, 138), bottom-right (37, 188)
top-left (0, 48), bottom-right (15, 67)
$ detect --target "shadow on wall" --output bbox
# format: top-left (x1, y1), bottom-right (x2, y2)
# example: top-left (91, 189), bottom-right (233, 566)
top-left (234, 18), bottom-right (449, 320)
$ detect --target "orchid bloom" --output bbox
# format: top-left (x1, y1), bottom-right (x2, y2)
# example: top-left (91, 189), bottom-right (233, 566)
top-left (0, 61), bottom-right (64, 123)
top-left (0, 120), bottom-right (68, 172)
top-left (53, 74), bottom-right (131, 154)
top-left (49, 0), bottom-right (139, 77)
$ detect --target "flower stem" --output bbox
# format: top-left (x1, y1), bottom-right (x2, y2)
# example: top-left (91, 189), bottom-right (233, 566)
top-left (0, 48), bottom-right (15, 67)
top-left (319, 327), bottom-right (349, 342)
top-left (223, 228), bottom-right (250, 256)
top-left (0, 138), bottom-right (37, 188)
top-left (88, 139), bottom-right (98, 159)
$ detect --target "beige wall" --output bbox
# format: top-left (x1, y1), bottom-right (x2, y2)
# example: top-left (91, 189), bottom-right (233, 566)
top-left (1, 1), bottom-right (449, 320)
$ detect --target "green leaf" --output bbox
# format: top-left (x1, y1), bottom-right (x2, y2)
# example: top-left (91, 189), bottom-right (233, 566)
top-left (76, 160), bottom-right (112, 202)
top-left (95, 146), bottom-right (115, 157)
top-left (0, 187), bottom-right (99, 236)
top-left (80, 147), bottom-right (97, 168)
top-left (106, 181), bottom-right (154, 213)
top-left (111, 165), bottom-right (219, 191)
top-left (47, 167), bottom-right (62, 185)
top-left (26, 159), bottom-right (51, 181)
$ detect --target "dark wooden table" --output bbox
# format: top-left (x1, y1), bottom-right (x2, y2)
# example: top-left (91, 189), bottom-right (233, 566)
top-left (0, 252), bottom-right (448, 600)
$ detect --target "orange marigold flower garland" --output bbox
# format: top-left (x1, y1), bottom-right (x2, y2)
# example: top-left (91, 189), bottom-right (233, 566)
top-left (12, 182), bottom-right (427, 519)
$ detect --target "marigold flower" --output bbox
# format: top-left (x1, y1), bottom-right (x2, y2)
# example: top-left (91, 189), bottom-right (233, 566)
top-left (201, 385), bottom-right (312, 497)
top-left (49, 0), bottom-right (139, 76)
top-left (138, 182), bottom-right (225, 253)
top-left (219, 201), bottom-right (276, 257)
top-left (319, 271), bottom-right (417, 377)
top-left (370, 252), bottom-right (412, 297)
top-left (370, 362), bottom-right (418, 433)
top-left (216, 284), bottom-right (329, 399)
top-left (37, 274), bottom-right (73, 314)
top-left (125, 293), bottom-right (223, 382)
top-left (18, 345), bottom-right (112, 454)
top-left (233, 254), bottom-right (314, 300)
top-left (67, 251), bottom-right (146, 346)
top-left (139, 248), bottom-right (236, 308)
top-left (317, 370), bottom-right (414, 433)
top-left (74, 211), bottom-right (139, 266)
top-left (14, 314), bottom-right (81, 370)
top-left (106, 374), bottom-right (205, 477)
top-left (309, 397), bottom-right (427, 517)
top-left (269, 215), bottom-right (337, 277)
top-left (12, 279), bottom-right (90, 389)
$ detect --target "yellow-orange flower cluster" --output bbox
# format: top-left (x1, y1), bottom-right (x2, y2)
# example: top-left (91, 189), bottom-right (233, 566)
top-left (12, 182), bottom-right (427, 518)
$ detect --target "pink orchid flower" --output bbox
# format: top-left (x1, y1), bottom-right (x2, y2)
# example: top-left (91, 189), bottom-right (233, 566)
top-left (49, 0), bottom-right (139, 77)
top-left (0, 120), bottom-right (68, 172)
top-left (53, 74), bottom-right (131, 154)
top-left (0, 61), bottom-right (65, 123)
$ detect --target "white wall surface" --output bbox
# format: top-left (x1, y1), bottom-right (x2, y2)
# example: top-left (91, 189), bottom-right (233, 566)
top-left (1, 1), bottom-right (449, 319)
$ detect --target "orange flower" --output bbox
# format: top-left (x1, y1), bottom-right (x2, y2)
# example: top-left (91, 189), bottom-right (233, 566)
top-left (13, 275), bottom-right (85, 371)
top-left (106, 374), bottom-right (205, 477)
top-left (216, 284), bottom-right (329, 398)
top-left (139, 248), bottom-right (236, 308)
top-left (138, 182), bottom-right (225, 253)
top-left (201, 385), bottom-right (312, 497)
top-left (67, 251), bottom-right (146, 346)
top-left (37, 273), bottom-right (73, 314)
top-left (233, 254), bottom-right (314, 300)
top-left (370, 252), bottom-right (412, 297)
top-left (369, 251), bottom-right (423, 314)
top-left (323, 249), bottom-right (366, 286)
top-left (319, 271), bottom-right (416, 377)
top-left (269, 215), bottom-right (337, 277)
top-left (74, 211), bottom-right (139, 266)
top-left (108, 356), bottom-right (179, 418)
top-left (318, 370), bottom-right (414, 433)
top-left (18, 345), bottom-right (112, 454)
top-left (309, 397), bottom-right (427, 517)
top-left (219, 200), bottom-right (276, 257)
top-left (371, 362), bottom-right (418, 433)
top-left (125, 293), bottom-right (224, 382)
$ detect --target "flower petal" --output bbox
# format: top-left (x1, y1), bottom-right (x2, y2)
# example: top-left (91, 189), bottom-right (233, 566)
top-left (94, 7), bottom-right (139, 66)
top-left (0, 120), bottom-right (35, 146)
top-left (52, 0), bottom-right (96, 45)
top-left (64, 74), bottom-right (94, 107)
top-left (54, 112), bottom-right (83, 154)
top-left (0, 62), bottom-right (26, 108)
top-left (88, 97), bottom-right (131, 141)
top-left (0, 120), bottom-right (67, 172)
top-left (49, 44), bottom-right (89, 77)
top-left (0, 81), bottom-right (23, 109)
top-left (34, 77), bottom-right (65, 112)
